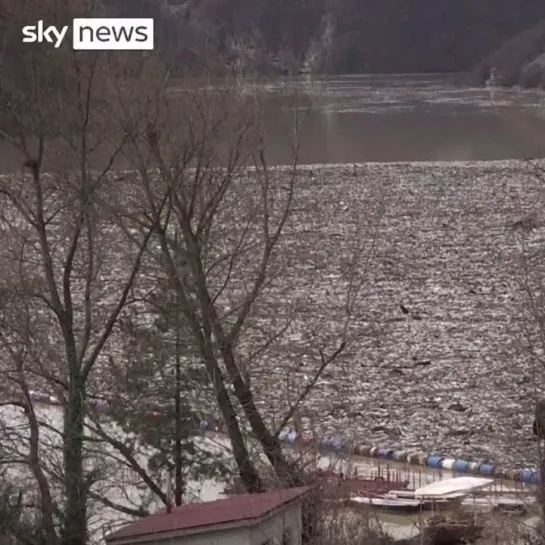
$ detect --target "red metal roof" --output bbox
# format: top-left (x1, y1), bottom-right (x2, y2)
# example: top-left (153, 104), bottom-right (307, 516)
top-left (106, 487), bottom-right (309, 542)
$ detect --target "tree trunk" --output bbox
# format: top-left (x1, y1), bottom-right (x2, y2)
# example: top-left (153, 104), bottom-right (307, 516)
top-left (174, 325), bottom-right (183, 506)
top-left (208, 361), bottom-right (264, 493)
top-left (214, 337), bottom-right (303, 487)
top-left (186, 242), bottom-right (302, 489)
top-left (24, 400), bottom-right (57, 545)
top-left (153, 223), bottom-right (264, 495)
top-left (61, 375), bottom-right (87, 545)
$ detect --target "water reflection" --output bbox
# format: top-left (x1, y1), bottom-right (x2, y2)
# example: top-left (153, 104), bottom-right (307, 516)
top-left (263, 74), bottom-right (545, 164)
top-left (1, 75), bottom-right (545, 171)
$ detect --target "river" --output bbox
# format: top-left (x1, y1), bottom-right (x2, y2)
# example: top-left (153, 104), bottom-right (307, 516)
top-left (263, 74), bottom-right (545, 164)
top-left (2, 74), bottom-right (544, 171)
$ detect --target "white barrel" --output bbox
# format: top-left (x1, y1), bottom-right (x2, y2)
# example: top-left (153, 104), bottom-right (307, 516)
top-left (441, 458), bottom-right (456, 470)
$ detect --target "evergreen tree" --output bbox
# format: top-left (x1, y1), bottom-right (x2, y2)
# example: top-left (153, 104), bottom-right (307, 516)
top-left (109, 276), bottom-right (228, 505)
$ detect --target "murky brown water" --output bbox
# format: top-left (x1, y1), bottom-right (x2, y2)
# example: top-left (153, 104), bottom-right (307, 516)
top-left (2, 74), bottom-right (545, 171)
top-left (263, 74), bottom-right (545, 164)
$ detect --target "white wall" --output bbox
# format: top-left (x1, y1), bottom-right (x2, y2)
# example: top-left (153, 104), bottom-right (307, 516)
top-left (248, 502), bottom-right (302, 545)
top-left (152, 527), bottom-right (250, 545)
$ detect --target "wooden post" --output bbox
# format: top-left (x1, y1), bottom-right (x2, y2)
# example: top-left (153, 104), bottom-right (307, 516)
top-left (166, 470), bottom-right (172, 514)
top-left (419, 503), bottom-right (424, 545)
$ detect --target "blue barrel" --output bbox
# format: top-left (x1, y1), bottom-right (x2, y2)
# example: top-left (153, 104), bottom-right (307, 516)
top-left (30, 391), bottom-right (49, 402)
top-left (453, 460), bottom-right (470, 473)
top-left (393, 450), bottom-right (408, 462)
top-left (427, 456), bottom-right (443, 469)
top-left (321, 436), bottom-right (333, 449)
top-left (203, 419), bottom-right (217, 431)
top-left (376, 448), bottom-right (390, 458)
top-left (278, 429), bottom-right (290, 441)
top-left (520, 469), bottom-right (540, 484)
top-left (94, 400), bottom-right (108, 412)
top-left (329, 436), bottom-right (345, 451)
top-left (199, 419), bottom-right (209, 430)
top-left (478, 464), bottom-right (495, 475)
top-left (287, 431), bottom-right (298, 444)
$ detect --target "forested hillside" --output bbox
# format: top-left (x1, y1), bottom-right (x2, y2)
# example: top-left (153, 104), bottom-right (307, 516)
top-left (323, 0), bottom-right (545, 73)
top-left (197, 0), bottom-right (545, 73)
top-left (473, 19), bottom-right (545, 88)
top-left (101, 0), bottom-right (545, 74)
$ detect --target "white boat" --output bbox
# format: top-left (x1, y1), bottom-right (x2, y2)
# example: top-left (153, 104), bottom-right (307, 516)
top-left (352, 478), bottom-right (527, 516)
top-left (387, 489), bottom-right (465, 500)
top-left (349, 495), bottom-right (423, 513)
top-left (414, 476), bottom-right (494, 499)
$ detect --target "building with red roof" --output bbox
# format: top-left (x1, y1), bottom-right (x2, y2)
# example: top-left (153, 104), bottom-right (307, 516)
top-left (105, 487), bottom-right (309, 545)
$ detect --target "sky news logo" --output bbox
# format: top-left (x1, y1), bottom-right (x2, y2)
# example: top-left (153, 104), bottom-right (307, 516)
top-left (22, 18), bottom-right (154, 50)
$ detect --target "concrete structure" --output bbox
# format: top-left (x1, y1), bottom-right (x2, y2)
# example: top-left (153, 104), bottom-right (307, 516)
top-left (105, 487), bottom-right (308, 545)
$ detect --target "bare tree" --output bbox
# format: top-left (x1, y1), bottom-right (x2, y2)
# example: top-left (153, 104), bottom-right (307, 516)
top-left (0, 4), bottom-right (377, 543)
top-left (0, 2), bottom-right (169, 543)
top-left (111, 62), bottom-right (376, 544)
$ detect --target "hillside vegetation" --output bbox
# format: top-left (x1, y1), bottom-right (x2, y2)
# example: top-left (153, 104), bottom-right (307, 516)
top-left (108, 0), bottom-right (545, 75)
top-left (473, 19), bottom-right (545, 88)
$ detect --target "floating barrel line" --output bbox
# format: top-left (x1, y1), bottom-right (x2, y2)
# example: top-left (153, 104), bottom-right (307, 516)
top-left (282, 431), bottom-right (539, 485)
top-left (11, 391), bottom-right (540, 485)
